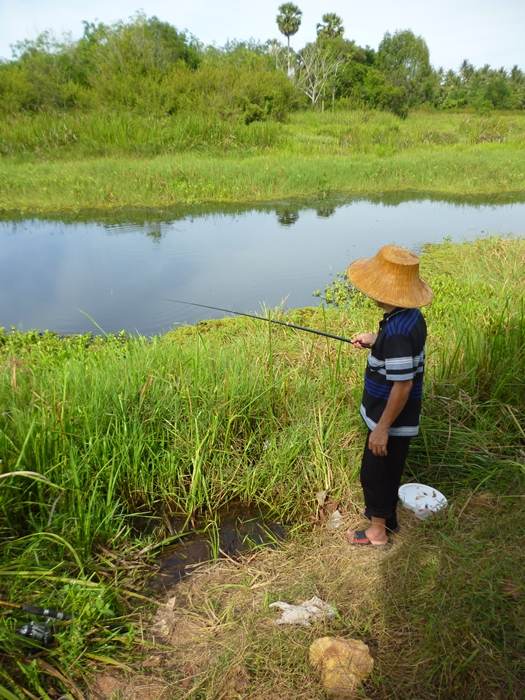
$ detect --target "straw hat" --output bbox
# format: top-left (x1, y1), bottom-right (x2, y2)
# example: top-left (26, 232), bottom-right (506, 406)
top-left (346, 245), bottom-right (433, 308)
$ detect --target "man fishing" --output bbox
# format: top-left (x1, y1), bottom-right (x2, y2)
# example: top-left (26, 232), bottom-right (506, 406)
top-left (345, 245), bottom-right (432, 546)
top-left (167, 245), bottom-right (431, 547)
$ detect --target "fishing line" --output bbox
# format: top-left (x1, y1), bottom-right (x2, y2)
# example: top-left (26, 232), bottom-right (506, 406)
top-left (163, 298), bottom-right (356, 345)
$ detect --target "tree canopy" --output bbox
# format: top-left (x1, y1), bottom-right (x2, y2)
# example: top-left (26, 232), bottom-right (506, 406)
top-left (377, 30), bottom-right (434, 106)
top-left (1, 11), bottom-right (523, 119)
top-left (316, 13), bottom-right (345, 40)
top-left (276, 3), bottom-right (303, 41)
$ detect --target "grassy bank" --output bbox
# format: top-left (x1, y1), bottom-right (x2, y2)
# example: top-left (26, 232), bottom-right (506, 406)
top-left (1, 237), bottom-right (524, 697)
top-left (1, 110), bottom-right (525, 213)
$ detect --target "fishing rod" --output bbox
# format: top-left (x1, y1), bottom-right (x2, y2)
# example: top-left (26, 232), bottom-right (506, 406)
top-left (0, 599), bottom-right (72, 647)
top-left (164, 298), bottom-right (357, 345)
top-left (0, 600), bottom-right (71, 619)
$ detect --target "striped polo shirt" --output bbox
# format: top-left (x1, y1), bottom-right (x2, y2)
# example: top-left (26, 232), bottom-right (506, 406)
top-left (360, 307), bottom-right (427, 437)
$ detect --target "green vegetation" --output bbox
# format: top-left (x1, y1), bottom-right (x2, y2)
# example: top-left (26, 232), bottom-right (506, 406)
top-left (276, 2), bottom-right (302, 75)
top-left (2, 13), bottom-right (524, 119)
top-left (1, 7), bottom-right (523, 697)
top-left (1, 12), bottom-right (524, 213)
top-left (0, 237), bottom-right (523, 697)
top-left (1, 110), bottom-right (525, 214)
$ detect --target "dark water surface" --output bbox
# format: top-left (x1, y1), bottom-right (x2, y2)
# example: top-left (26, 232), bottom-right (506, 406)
top-left (150, 506), bottom-right (286, 591)
top-left (1, 195), bottom-right (524, 334)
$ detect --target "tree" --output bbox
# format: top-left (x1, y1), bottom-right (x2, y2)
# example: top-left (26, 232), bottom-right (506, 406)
top-left (266, 39), bottom-right (288, 72)
top-left (314, 12), bottom-right (345, 108)
top-left (316, 13), bottom-right (344, 40)
top-left (459, 59), bottom-right (474, 82)
top-left (377, 30), bottom-right (435, 106)
top-left (276, 3), bottom-right (302, 76)
top-left (295, 41), bottom-right (344, 108)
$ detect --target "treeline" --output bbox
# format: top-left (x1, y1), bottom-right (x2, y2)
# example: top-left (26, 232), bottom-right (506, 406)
top-left (0, 10), bottom-right (524, 123)
top-left (0, 17), bottom-right (297, 123)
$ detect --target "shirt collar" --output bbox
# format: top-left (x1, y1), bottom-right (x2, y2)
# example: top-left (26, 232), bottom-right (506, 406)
top-left (383, 307), bottom-right (405, 321)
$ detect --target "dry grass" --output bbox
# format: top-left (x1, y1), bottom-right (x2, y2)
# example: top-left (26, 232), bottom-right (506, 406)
top-left (91, 495), bottom-right (378, 699)
top-left (89, 490), bottom-right (525, 699)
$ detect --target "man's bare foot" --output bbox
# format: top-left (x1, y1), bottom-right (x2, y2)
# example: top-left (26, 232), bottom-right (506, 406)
top-left (346, 526), bottom-right (388, 546)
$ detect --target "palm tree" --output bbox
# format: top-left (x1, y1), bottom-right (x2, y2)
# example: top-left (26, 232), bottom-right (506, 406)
top-left (276, 3), bottom-right (302, 76)
top-left (316, 13), bottom-right (344, 40)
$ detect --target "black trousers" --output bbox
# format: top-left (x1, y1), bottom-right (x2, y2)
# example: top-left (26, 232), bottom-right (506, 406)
top-left (360, 430), bottom-right (411, 532)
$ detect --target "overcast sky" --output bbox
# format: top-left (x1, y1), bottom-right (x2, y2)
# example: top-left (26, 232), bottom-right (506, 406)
top-left (0, 0), bottom-right (523, 70)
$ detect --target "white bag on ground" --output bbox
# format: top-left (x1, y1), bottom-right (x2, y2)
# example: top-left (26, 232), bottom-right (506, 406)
top-left (269, 596), bottom-right (336, 626)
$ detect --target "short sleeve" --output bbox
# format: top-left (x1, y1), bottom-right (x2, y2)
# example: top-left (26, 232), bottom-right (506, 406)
top-left (384, 334), bottom-right (417, 381)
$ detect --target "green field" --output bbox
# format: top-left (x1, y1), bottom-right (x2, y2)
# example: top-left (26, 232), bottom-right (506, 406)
top-left (1, 237), bottom-right (524, 698)
top-left (1, 110), bottom-right (525, 214)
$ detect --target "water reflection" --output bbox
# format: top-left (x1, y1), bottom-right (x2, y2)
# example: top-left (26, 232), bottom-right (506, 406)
top-left (0, 195), bottom-right (523, 335)
top-left (315, 204), bottom-right (337, 219)
top-left (146, 229), bottom-right (163, 243)
top-left (276, 209), bottom-right (300, 227)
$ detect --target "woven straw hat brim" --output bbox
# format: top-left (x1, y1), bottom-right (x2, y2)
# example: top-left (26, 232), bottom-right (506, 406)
top-left (347, 257), bottom-right (433, 308)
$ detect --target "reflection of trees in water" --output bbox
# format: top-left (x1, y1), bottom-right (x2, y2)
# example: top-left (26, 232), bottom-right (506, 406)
top-left (315, 204), bottom-right (336, 218)
top-left (146, 228), bottom-right (163, 243)
top-left (276, 210), bottom-right (300, 227)
top-left (276, 202), bottom-right (338, 226)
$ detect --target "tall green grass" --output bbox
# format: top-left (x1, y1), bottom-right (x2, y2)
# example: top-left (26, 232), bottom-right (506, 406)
top-left (2, 110), bottom-right (525, 159)
top-left (0, 111), bottom-right (284, 158)
top-left (285, 109), bottom-right (525, 155)
top-left (0, 237), bottom-right (523, 696)
top-left (2, 145), bottom-right (525, 214)
top-left (2, 110), bottom-right (525, 214)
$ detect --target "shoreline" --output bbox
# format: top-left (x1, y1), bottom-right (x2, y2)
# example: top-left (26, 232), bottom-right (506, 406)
top-left (3, 110), bottom-right (525, 216)
top-left (2, 186), bottom-right (525, 221)
top-left (2, 147), bottom-right (525, 216)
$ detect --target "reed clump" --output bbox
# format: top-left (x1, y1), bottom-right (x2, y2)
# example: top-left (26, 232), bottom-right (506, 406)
top-left (0, 237), bottom-right (523, 697)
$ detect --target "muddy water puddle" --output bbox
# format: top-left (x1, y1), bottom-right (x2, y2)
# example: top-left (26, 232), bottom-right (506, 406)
top-left (150, 506), bottom-right (286, 591)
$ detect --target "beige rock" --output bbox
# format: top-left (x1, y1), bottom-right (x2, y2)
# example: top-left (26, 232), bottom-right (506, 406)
top-left (309, 637), bottom-right (374, 698)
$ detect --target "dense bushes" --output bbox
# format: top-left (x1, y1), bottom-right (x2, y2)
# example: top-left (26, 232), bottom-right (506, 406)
top-left (0, 16), bottom-right (300, 124)
top-left (165, 51), bottom-right (299, 123)
top-left (1, 14), bottom-right (524, 127)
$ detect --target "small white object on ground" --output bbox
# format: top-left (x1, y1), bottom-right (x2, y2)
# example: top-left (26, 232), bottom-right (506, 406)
top-left (399, 482), bottom-right (448, 520)
top-left (326, 509), bottom-right (344, 530)
top-left (316, 490), bottom-right (328, 507)
top-left (269, 596), bottom-right (336, 626)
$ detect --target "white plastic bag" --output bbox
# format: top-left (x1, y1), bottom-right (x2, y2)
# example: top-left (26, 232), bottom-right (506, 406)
top-left (269, 596), bottom-right (336, 626)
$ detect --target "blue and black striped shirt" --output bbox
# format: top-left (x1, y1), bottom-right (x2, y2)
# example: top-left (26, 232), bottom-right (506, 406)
top-left (360, 308), bottom-right (427, 437)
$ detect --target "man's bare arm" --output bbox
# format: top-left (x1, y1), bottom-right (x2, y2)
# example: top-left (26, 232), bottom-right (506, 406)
top-left (368, 380), bottom-right (413, 456)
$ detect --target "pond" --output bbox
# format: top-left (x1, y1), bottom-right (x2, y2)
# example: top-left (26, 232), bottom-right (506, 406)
top-left (1, 194), bottom-right (524, 335)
